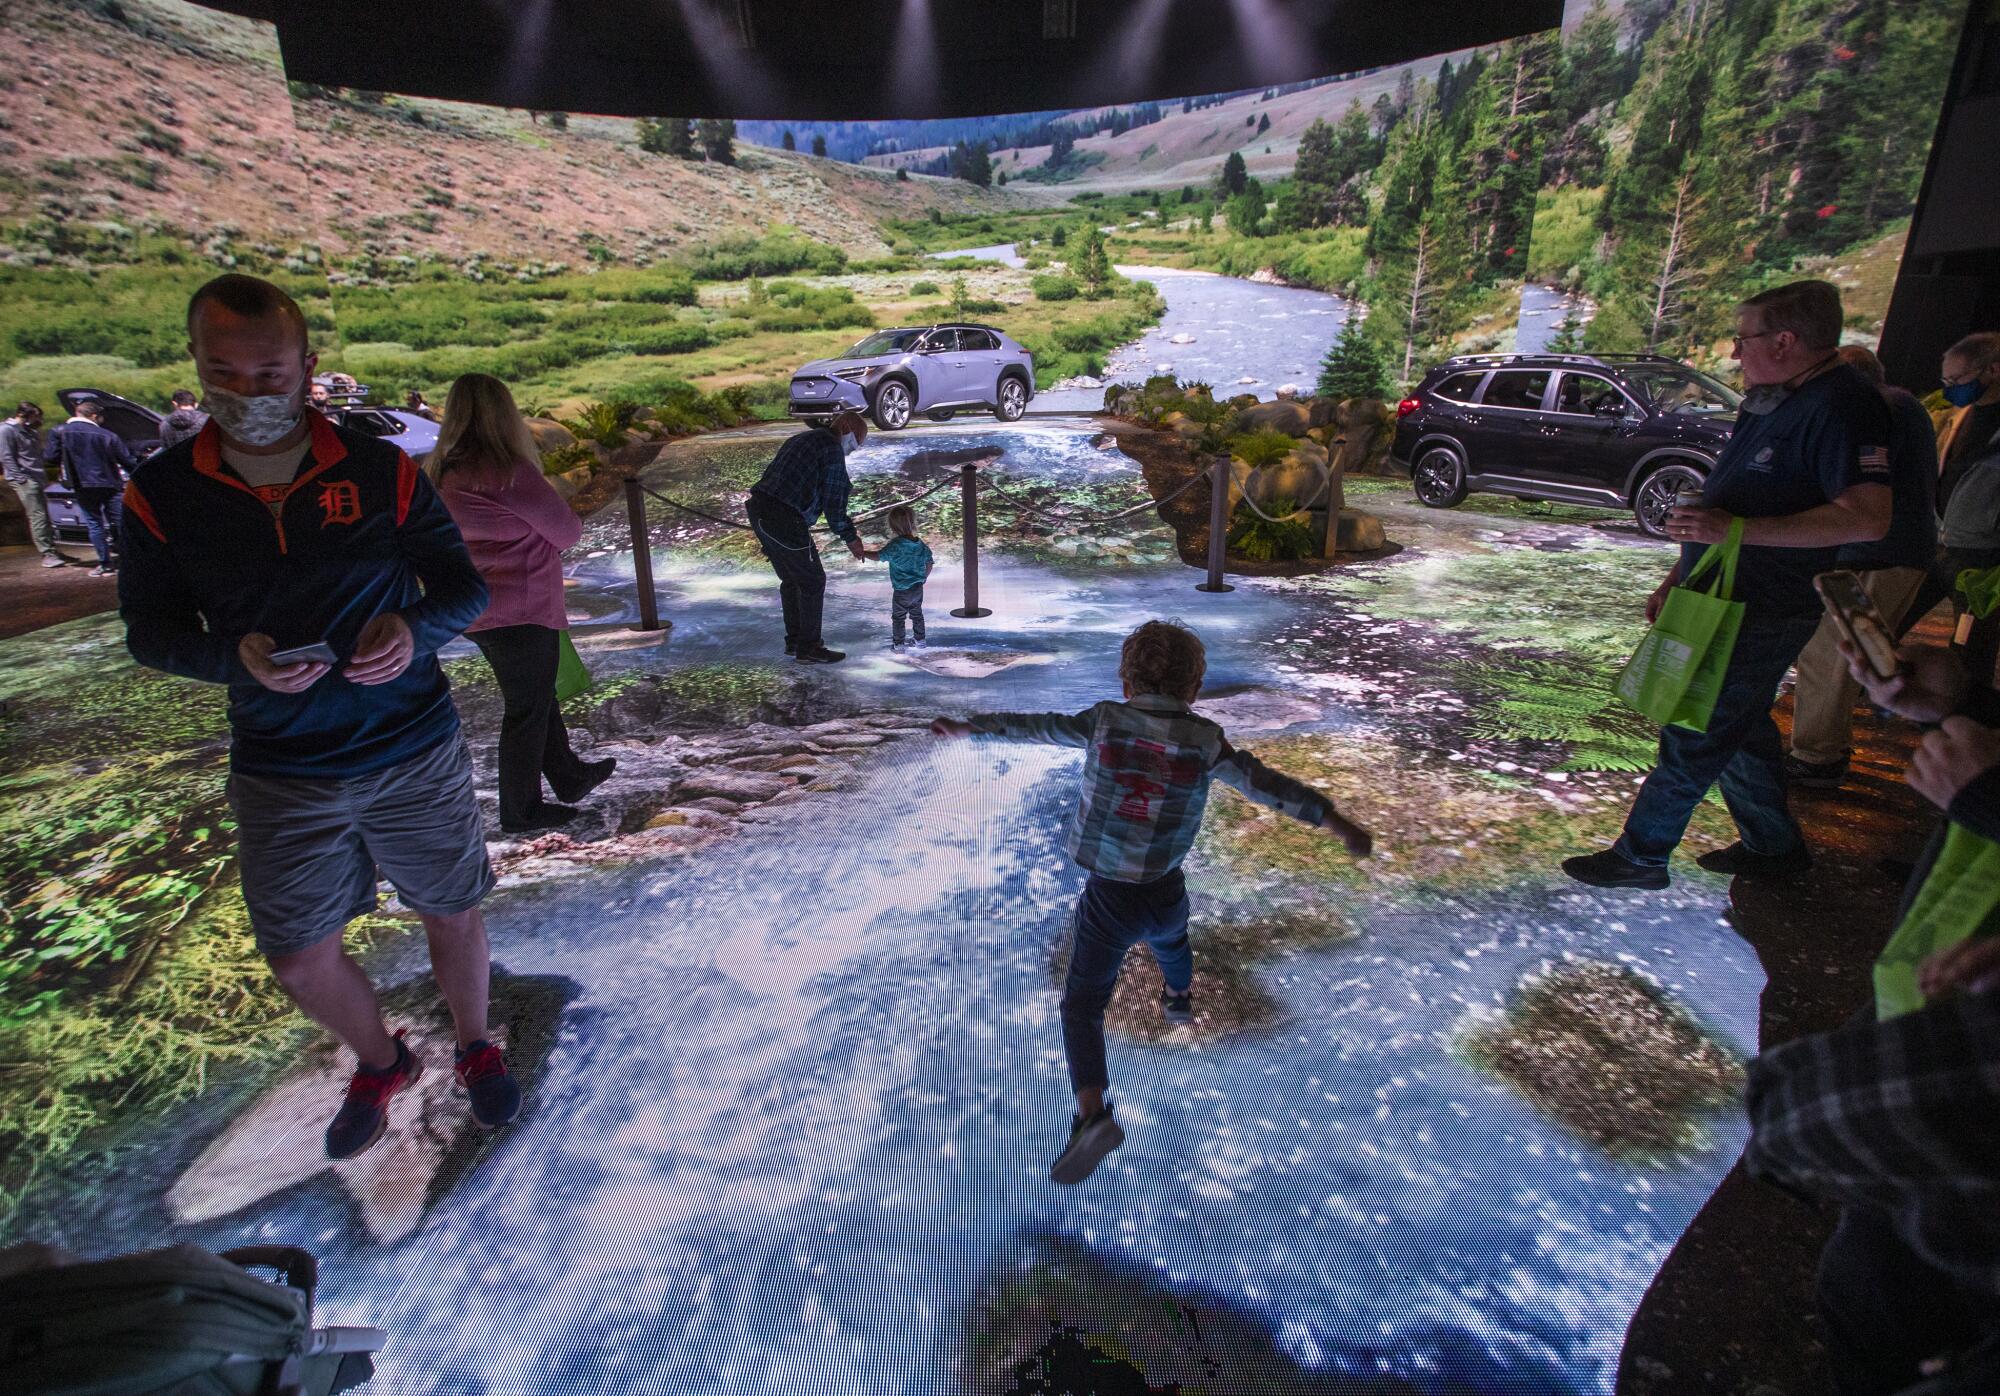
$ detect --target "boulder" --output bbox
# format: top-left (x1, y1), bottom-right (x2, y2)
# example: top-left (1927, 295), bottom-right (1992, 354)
top-left (1161, 411), bottom-right (1189, 431)
top-left (1307, 396), bottom-right (1340, 430)
top-left (546, 471), bottom-right (579, 502)
top-left (1332, 509), bottom-right (1385, 553)
top-left (1275, 383), bottom-right (1302, 400)
top-left (1227, 393), bottom-right (1259, 409)
top-left (1233, 398), bottom-right (1312, 438)
top-left (559, 465), bottom-right (594, 494)
top-left (675, 768), bottom-right (792, 804)
top-left (1172, 417), bottom-right (1206, 442)
top-left (526, 417), bottom-right (575, 452)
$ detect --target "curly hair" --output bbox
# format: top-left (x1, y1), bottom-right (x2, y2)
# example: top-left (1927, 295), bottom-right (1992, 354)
top-left (1119, 620), bottom-right (1206, 702)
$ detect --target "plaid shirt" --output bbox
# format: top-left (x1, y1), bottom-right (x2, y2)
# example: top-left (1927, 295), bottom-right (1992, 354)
top-left (1744, 990), bottom-right (2000, 1299)
top-left (969, 693), bottom-right (1334, 883)
top-left (749, 426), bottom-right (858, 544)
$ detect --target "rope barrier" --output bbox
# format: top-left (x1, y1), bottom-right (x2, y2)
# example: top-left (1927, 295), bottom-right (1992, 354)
top-left (1231, 455), bottom-right (1332, 524)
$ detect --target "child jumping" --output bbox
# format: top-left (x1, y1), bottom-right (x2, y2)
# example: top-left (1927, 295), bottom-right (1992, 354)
top-left (932, 620), bottom-right (1372, 1185)
top-left (868, 504), bottom-right (934, 646)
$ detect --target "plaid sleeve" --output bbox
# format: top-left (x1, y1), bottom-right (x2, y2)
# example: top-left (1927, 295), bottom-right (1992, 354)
top-left (1208, 741), bottom-right (1335, 826)
top-left (967, 708), bottom-right (1095, 748)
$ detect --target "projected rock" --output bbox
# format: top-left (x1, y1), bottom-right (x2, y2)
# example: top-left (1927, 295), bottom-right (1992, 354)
top-left (891, 646), bottom-right (1053, 679)
top-left (1461, 963), bottom-right (1744, 1159)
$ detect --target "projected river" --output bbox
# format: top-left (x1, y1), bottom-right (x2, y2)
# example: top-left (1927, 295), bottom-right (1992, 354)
top-left (4, 421), bottom-right (1757, 1395)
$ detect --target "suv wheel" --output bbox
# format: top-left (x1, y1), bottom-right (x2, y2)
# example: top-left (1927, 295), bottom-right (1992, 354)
top-left (926, 408), bottom-right (955, 422)
top-left (1633, 462), bottom-right (1704, 538)
top-left (1412, 447), bottom-right (1468, 508)
top-left (871, 380), bottom-right (914, 432)
top-left (994, 376), bottom-right (1028, 422)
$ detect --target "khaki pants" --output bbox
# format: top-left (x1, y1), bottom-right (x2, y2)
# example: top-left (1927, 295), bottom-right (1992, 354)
top-left (5, 473), bottom-right (57, 558)
top-left (1788, 565), bottom-right (1926, 766)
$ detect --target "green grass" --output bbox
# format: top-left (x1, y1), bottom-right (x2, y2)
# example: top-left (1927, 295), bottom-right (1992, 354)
top-left (1526, 186), bottom-right (1604, 287)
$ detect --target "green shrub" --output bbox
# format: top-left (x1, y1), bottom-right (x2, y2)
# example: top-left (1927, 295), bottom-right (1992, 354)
top-left (1227, 496), bottom-right (1317, 561)
top-left (624, 322), bottom-right (714, 355)
top-left (675, 232), bottom-right (847, 281)
top-left (561, 399), bottom-right (639, 448)
top-left (908, 280), bottom-right (941, 296)
top-left (1228, 429), bottom-right (1298, 468)
top-left (540, 441), bottom-right (597, 475)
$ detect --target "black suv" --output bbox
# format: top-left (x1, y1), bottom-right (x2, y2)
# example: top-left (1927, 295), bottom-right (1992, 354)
top-left (1389, 352), bottom-right (1742, 537)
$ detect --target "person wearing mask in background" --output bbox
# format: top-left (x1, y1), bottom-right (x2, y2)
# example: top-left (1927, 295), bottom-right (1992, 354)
top-left (1899, 331), bottom-right (2000, 642)
top-left (119, 274), bottom-right (516, 1160)
top-left (1784, 346), bottom-right (1938, 789)
top-left (745, 410), bottom-right (872, 664)
top-left (1563, 281), bottom-right (1892, 890)
top-left (431, 372), bottom-right (615, 835)
top-left (1, 401), bottom-right (63, 568)
top-left (158, 389), bottom-right (207, 452)
top-left (42, 397), bottom-right (134, 577)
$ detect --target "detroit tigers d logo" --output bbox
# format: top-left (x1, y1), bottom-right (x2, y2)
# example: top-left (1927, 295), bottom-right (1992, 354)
top-left (318, 479), bottom-right (362, 527)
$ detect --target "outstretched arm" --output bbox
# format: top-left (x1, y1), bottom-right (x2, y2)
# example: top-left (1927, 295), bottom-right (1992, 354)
top-left (1212, 739), bottom-right (1371, 855)
top-left (931, 708), bottom-right (1095, 746)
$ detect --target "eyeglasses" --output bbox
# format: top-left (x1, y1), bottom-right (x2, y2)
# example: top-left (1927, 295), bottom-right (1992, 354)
top-left (1731, 331), bottom-right (1777, 347)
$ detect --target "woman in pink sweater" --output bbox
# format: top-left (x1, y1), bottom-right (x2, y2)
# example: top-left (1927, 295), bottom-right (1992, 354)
top-left (432, 374), bottom-right (613, 833)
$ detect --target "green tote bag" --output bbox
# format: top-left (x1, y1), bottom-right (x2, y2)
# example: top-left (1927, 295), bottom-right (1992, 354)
top-left (1874, 825), bottom-right (2000, 1020)
top-left (554, 630), bottom-right (592, 702)
top-left (1614, 517), bottom-right (1745, 733)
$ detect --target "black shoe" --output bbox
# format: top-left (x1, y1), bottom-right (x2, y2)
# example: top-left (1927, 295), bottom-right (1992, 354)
top-left (453, 1039), bottom-right (522, 1129)
top-left (1561, 848), bottom-right (1669, 890)
top-left (500, 803), bottom-right (579, 835)
top-left (783, 640), bottom-right (797, 656)
top-left (1784, 754), bottom-right (1848, 789)
top-left (551, 757), bottom-right (616, 804)
top-left (1159, 988), bottom-right (1194, 1026)
top-left (325, 1032), bottom-right (422, 1160)
top-left (1050, 1103), bottom-right (1125, 1185)
top-left (1696, 841), bottom-right (1813, 877)
top-left (794, 646), bottom-right (846, 665)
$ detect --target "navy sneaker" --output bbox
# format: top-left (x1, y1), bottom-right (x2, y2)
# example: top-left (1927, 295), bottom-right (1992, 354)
top-left (454, 1039), bottom-right (522, 1130)
top-left (552, 756), bottom-right (617, 804)
top-left (1783, 754), bottom-right (1848, 789)
top-left (1561, 848), bottom-right (1669, 890)
top-left (1050, 1103), bottom-right (1124, 1185)
top-left (1159, 989), bottom-right (1194, 1026)
top-left (325, 1031), bottom-right (422, 1160)
top-left (1696, 841), bottom-right (1813, 877)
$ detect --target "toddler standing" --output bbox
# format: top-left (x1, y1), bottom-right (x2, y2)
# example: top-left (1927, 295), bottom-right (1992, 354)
top-left (869, 504), bottom-right (934, 646)
top-left (932, 620), bottom-right (1372, 1184)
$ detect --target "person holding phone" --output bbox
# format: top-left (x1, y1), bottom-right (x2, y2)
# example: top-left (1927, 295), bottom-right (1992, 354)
top-left (119, 274), bottom-right (517, 1162)
top-left (431, 373), bottom-right (613, 834)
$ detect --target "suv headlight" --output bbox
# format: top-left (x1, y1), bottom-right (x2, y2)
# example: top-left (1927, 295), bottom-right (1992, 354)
top-left (833, 366), bottom-right (876, 382)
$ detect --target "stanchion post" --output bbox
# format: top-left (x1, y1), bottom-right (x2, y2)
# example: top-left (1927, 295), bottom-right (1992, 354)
top-left (950, 461), bottom-right (991, 619)
top-left (625, 477), bottom-right (664, 632)
top-left (1195, 454), bottom-right (1234, 593)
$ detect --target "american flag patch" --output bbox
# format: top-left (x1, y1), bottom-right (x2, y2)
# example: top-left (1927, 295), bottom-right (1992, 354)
top-left (1859, 446), bottom-right (1891, 471)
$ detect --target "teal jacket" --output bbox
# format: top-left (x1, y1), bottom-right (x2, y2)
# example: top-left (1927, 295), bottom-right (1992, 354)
top-left (879, 535), bottom-right (933, 591)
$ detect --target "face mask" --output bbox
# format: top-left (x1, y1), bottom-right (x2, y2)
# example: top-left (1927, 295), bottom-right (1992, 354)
top-left (1943, 379), bottom-right (1984, 408)
top-left (839, 433), bottom-right (860, 455)
top-left (201, 383), bottom-right (302, 447)
top-left (1737, 383), bottom-right (1791, 416)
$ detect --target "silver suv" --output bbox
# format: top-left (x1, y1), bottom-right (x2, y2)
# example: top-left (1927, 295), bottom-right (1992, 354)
top-left (789, 322), bottom-right (1035, 431)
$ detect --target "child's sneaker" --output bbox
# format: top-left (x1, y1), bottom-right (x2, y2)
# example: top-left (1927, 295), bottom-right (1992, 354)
top-left (1159, 988), bottom-right (1194, 1026)
top-left (1050, 1103), bottom-right (1124, 1185)
top-left (454, 1039), bottom-right (522, 1129)
top-left (325, 1031), bottom-right (422, 1160)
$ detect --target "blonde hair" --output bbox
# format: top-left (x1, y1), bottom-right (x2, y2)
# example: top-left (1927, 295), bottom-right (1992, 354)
top-left (1120, 620), bottom-right (1206, 703)
top-left (430, 373), bottom-right (540, 487)
top-left (886, 504), bottom-right (918, 538)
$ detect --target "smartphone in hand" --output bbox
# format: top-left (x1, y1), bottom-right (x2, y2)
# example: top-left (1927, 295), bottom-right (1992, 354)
top-left (1813, 571), bottom-right (1900, 681)
top-left (268, 641), bottom-right (338, 667)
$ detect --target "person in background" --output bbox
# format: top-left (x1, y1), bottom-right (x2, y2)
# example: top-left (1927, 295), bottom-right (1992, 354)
top-left (42, 397), bottom-right (134, 577)
top-left (404, 388), bottom-right (440, 423)
top-left (1784, 345), bottom-right (1938, 788)
top-left (868, 503), bottom-right (934, 647)
top-left (120, 273), bottom-right (515, 1160)
top-left (431, 372), bottom-right (614, 835)
top-left (1, 401), bottom-right (63, 568)
top-left (309, 381), bottom-right (333, 411)
top-left (745, 410), bottom-right (871, 664)
top-left (1563, 281), bottom-right (1892, 890)
top-left (158, 389), bottom-right (207, 452)
top-left (1898, 331), bottom-right (2000, 641)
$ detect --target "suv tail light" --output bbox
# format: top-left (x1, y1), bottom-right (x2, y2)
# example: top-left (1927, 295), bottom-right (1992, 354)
top-left (1396, 397), bottom-right (1421, 417)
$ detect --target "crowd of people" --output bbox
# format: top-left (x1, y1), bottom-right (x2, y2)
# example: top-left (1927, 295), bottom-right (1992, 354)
top-left (8, 267), bottom-right (1992, 1389)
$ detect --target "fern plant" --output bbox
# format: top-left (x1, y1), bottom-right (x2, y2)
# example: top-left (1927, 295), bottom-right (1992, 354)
top-left (540, 441), bottom-right (597, 475)
top-left (1228, 429), bottom-right (1298, 469)
top-left (1456, 657), bottom-right (1659, 773)
top-left (561, 400), bottom-right (638, 448)
top-left (1226, 495), bottom-right (1316, 562)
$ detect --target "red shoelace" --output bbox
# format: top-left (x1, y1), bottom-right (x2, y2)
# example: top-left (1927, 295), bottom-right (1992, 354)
top-left (455, 1042), bottom-right (507, 1086)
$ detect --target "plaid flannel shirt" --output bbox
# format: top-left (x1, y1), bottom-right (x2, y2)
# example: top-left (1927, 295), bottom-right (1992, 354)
top-left (968, 693), bottom-right (1334, 884)
top-left (1744, 989), bottom-right (2000, 1299)
top-left (749, 427), bottom-right (858, 545)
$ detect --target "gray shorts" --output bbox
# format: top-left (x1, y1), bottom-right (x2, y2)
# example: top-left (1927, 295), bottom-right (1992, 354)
top-left (227, 734), bottom-right (495, 958)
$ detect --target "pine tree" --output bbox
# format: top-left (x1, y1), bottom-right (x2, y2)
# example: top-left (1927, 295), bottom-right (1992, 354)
top-left (547, 111), bottom-right (567, 131)
top-left (635, 117), bottom-right (667, 154)
top-left (1051, 223), bottom-right (1067, 247)
top-left (1256, 112), bottom-right (1271, 136)
top-left (1547, 304), bottom-right (1585, 353)
top-left (950, 141), bottom-right (992, 187)
top-left (1317, 312), bottom-right (1392, 400)
top-left (781, 129), bottom-right (796, 151)
top-left (696, 118), bottom-right (736, 164)
top-left (1075, 223), bottom-right (1111, 294)
top-left (1226, 177), bottom-right (1266, 237)
top-left (1561, 0), bottom-right (1625, 120)
top-left (812, 133), bottom-right (827, 158)
top-left (663, 117), bottom-right (696, 158)
top-left (1217, 150), bottom-right (1248, 196)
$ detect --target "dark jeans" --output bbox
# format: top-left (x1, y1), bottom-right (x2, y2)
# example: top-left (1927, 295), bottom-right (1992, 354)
top-left (1613, 612), bottom-right (1821, 867)
top-left (1060, 869), bottom-right (1192, 1094)
top-left (76, 485), bottom-right (122, 567)
top-left (1818, 1205), bottom-right (1996, 1396)
top-left (470, 623), bottom-right (590, 828)
top-left (891, 584), bottom-right (925, 643)
top-left (745, 491), bottom-right (825, 651)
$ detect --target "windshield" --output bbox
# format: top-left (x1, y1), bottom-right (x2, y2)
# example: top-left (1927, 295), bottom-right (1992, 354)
top-left (838, 329), bottom-right (927, 360)
top-left (1621, 366), bottom-right (1741, 415)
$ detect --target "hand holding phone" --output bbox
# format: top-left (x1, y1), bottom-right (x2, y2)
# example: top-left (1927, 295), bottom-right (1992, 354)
top-left (1814, 571), bottom-right (1901, 682)
top-left (268, 641), bottom-right (339, 667)
top-left (239, 633), bottom-right (332, 694)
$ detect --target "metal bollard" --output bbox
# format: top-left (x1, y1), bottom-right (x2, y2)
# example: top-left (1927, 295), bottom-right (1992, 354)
top-left (1195, 454), bottom-right (1233, 593)
top-left (950, 462), bottom-right (992, 619)
top-left (625, 477), bottom-right (664, 631)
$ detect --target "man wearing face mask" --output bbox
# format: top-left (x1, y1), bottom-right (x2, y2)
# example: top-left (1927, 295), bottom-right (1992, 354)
top-left (1565, 280), bottom-right (1893, 890)
top-left (119, 274), bottom-right (514, 1162)
top-left (744, 410), bottom-right (871, 663)
top-left (1897, 332), bottom-right (2000, 646)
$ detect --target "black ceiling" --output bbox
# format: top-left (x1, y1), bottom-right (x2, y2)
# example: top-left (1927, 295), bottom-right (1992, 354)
top-left (209, 0), bottom-right (1567, 122)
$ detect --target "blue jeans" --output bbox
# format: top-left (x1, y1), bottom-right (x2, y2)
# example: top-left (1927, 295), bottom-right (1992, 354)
top-left (1614, 613), bottom-right (1821, 867)
top-left (1060, 868), bottom-right (1192, 1094)
top-left (76, 486), bottom-right (123, 567)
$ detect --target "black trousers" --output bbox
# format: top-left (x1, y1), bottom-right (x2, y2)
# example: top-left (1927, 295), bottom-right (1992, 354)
top-left (470, 624), bottom-right (589, 827)
top-left (1818, 1205), bottom-right (1996, 1395)
top-left (746, 492), bottom-right (825, 651)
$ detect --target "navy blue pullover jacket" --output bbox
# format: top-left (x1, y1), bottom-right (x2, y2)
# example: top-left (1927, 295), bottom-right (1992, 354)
top-left (119, 412), bottom-right (488, 777)
top-left (43, 418), bottom-right (135, 490)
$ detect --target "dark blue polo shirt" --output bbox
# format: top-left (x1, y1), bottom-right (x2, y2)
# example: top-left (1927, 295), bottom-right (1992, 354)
top-left (1836, 385), bottom-right (1936, 572)
top-left (1688, 363), bottom-right (1893, 619)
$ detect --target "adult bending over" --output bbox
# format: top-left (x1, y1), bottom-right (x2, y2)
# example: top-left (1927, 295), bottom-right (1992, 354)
top-left (1565, 280), bottom-right (1893, 890)
top-left (432, 373), bottom-right (614, 834)
top-left (120, 274), bottom-right (519, 1160)
top-left (745, 410), bottom-right (870, 663)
